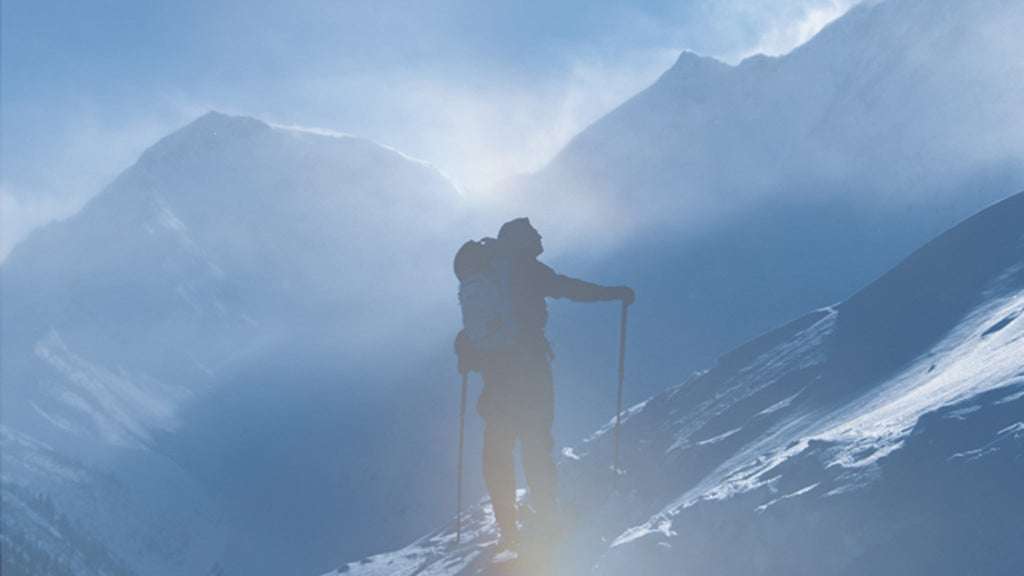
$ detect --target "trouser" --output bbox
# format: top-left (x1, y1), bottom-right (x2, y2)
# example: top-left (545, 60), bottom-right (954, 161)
top-left (482, 412), bottom-right (558, 538)
top-left (477, 338), bottom-right (558, 538)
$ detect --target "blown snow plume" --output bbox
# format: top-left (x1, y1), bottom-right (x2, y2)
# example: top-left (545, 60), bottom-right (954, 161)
top-left (330, 190), bottom-right (1024, 575)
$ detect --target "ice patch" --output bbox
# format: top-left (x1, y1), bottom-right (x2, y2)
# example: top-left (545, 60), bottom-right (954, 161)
top-left (995, 384), bottom-right (1024, 405)
top-left (697, 427), bottom-right (742, 446)
top-left (945, 405), bottom-right (982, 420)
top-left (949, 447), bottom-right (1000, 462)
top-left (948, 417), bottom-right (1024, 464)
top-left (825, 438), bottom-right (904, 469)
top-left (756, 390), bottom-right (803, 417)
top-left (755, 483), bottom-right (820, 513)
top-left (825, 465), bottom-right (883, 497)
top-left (612, 514), bottom-right (677, 548)
top-left (585, 398), bottom-right (650, 443)
top-left (998, 422), bottom-right (1024, 436)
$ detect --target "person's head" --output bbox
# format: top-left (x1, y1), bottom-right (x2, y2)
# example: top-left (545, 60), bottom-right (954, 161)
top-left (498, 217), bottom-right (543, 257)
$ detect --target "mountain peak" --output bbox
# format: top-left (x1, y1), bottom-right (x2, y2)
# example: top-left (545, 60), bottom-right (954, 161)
top-left (190, 110), bottom-right (267, 132)
top-left (135, 111), bottom-right (271, 168)
top-left (662, 49), bottom-right (731, 81)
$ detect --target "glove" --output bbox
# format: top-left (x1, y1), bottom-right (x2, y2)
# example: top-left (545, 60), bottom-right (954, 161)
top-left (616, 286), bottom-right (635, 306)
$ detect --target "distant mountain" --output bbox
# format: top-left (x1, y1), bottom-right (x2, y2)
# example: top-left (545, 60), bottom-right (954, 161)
top-left (330, 189), bottom-right (1024, 575)
top-left (2, 111), bottom-right (464, 446)
top-left (508, 0), bottom-right (1024, 415)
top-left (524, 0), bottom-right (1024, 236)
top-left (1, 112), bottom-right (469, 576)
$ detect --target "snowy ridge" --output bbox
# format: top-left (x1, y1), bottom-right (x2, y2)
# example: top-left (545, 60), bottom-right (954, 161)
top-left (266, 118), bottom-right (458, 187)
top-left (615, 285), bottom-right (1024, 549)
top-left (333, 191), bottom-right (1024, 575)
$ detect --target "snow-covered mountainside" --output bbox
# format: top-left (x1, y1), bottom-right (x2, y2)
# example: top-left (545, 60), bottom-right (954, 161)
top-left (1, 112), bottom-right (468, 576)
top-left (524, 0), bottom-right (1024, 237)
top-left (512, 0), bottom-right (1024, 409)
top-left (332, 190), bottom-right (1024, 575)
top-left (1, 425), bottom-right (223, 576)
top-left (2, 111), bottom-right (464, 449)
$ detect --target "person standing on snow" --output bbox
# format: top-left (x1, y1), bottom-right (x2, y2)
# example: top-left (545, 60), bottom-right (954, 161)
top-left (456, 217), bottom-right (634, 553)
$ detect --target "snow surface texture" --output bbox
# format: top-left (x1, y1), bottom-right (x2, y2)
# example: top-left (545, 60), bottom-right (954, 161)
top-left (331, 192), bottom-right (1024, 575)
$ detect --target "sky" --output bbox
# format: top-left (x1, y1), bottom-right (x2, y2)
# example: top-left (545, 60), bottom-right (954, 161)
top-left (0, 0), bottom-right (859, 261)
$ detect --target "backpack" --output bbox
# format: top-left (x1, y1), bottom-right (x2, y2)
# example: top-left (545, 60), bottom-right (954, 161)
top-left (454, 237), bottom-right (521, 355)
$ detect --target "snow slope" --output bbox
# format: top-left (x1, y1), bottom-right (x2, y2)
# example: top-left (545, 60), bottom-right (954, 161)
top-left (330, 191), bottom-right (1024, 575)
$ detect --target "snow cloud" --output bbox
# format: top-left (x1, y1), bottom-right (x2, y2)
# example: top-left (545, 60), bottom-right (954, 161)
top-left (0, 109), bottom-right (190, 260)
top-left (737, 0), bottom-right (860, 61)
top-left (296, 49), bottom-right (679, 196)
top-left (1, 188), bottom-right (79, 261)
top-left (1, 0), bottom-right (861, 259)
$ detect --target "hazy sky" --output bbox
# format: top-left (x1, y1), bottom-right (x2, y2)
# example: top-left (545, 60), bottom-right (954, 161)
top-left (0, 0), bottom-right (858, 259)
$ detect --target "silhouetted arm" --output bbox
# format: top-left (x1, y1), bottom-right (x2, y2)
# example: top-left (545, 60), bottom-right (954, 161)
top-left (549, 272), bottom-right (635, 305)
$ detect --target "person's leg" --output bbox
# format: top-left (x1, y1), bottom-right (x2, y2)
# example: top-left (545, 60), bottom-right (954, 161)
top-left (483, 419), bottom-right (519, 542)
top-left (520, 421), bottom-right (558, 532)
top-left (519, 355), bottom-right (560, 536)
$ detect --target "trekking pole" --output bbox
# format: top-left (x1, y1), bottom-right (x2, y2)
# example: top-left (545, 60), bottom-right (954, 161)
top-left (456, 370), bottom-right (468, 544)
top-left (613, 300), bottom-right (628, 491)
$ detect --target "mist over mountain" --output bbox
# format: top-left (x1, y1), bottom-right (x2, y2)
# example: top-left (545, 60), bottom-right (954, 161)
top-left (521, 0), bottom-right (1024, 236)
top-left (509, 0), bottom-right (1024, 431)
top-left (4, 0), bottom-right (1024, 574)
top-left (2, 112), bottom-right (472, 576)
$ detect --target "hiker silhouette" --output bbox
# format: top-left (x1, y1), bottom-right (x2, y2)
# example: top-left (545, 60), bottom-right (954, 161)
top-left (454, 217), bottom-right (634, 552)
